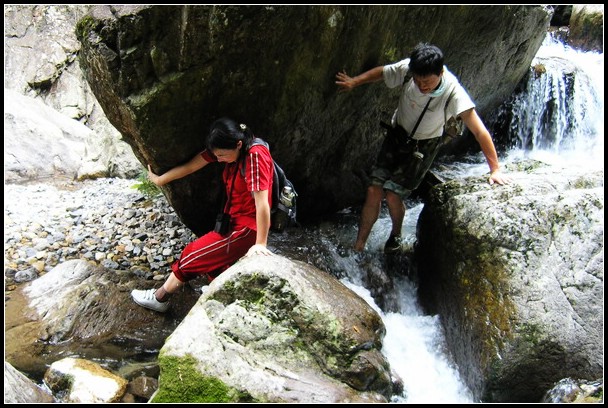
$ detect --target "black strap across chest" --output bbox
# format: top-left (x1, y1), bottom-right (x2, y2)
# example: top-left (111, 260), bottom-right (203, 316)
top-left (410, 97), bottom-right (432, 138)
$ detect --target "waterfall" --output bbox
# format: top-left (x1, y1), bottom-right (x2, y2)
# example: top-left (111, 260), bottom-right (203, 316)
top-left (497, 32), bottom-right (603, 169)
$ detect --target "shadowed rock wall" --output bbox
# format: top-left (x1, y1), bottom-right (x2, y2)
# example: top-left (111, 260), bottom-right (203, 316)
top-left (76, 5), bottom-right (551, 235)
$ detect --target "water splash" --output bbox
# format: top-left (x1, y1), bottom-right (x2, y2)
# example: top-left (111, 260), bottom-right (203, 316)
top-left (344, 279), bottom-right (475, 403)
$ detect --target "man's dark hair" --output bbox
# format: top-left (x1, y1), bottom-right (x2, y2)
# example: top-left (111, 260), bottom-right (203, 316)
top-left (408, 43), bottom-right (444, 76)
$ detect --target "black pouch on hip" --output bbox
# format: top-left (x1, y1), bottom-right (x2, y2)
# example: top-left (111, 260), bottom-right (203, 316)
top-left (381, 121), bottom-right (412, 146)
top-left (214, 212), bottom-right (231, 235)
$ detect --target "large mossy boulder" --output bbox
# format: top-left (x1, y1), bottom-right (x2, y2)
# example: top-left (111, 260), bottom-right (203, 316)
top-left (154, 255), bottom-right (393, 403)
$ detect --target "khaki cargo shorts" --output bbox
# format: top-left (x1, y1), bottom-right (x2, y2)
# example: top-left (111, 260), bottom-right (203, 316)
top-left (370, 125), bottom-right (444, 199)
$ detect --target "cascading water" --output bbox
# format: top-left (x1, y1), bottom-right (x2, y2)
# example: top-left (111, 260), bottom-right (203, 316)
top-left (495, 32), bottom-right (603, 168)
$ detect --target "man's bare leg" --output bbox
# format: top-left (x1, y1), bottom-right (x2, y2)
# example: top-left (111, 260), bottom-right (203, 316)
top-left (354, 185), bottom-right (385, 251)
top-left (385, 190), bottom-right (405, 238)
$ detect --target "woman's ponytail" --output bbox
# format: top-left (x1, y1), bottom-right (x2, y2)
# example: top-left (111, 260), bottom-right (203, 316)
top-left (207, 117), bottom-right (254, 151)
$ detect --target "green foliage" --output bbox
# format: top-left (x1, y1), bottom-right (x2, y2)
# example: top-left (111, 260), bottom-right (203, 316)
top-left (384, 46), bottom-right (399, 62)
top-left (75, 15), bottom-right (97, 41)
top-left (152, 355), bottom-right (254, 403)
top-left (132, 169), bottom-right (161, 198)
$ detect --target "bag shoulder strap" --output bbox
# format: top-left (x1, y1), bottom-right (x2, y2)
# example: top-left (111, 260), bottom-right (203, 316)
top-left (410, 97), bottom-right (432, 138)
top-left (221, 162), bottom-right (239, 213)
top-left (239, 138), bottom-right (282, 210)
top-left (250, 137), bottom-right (268, 149)
top-left (240, 137), bottom-right (269, 176)
top-left (402, 68), bottom-right (432, 138)
top-left (444, 89), bottom-right (456, 122)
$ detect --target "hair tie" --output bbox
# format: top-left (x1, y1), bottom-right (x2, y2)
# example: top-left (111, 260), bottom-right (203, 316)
top-left (240, 124), bottom-right (247, 131)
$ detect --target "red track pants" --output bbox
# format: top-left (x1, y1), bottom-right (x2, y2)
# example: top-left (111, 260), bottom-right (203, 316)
top-left (171, 226), bottom-right (256, 282)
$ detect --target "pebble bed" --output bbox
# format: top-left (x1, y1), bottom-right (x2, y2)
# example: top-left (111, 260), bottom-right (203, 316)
top-left (4, 178), bottom-right (197, 291)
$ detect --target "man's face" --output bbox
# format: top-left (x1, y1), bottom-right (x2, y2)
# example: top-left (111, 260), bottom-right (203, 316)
top-left (413, 73), bottom-right (442, 94)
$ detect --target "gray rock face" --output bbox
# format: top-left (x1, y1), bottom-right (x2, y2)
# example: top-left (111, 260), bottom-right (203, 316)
top-left (416, 160), bottom-right (604, 402)
top-left (4, 361), bottom-right (54, 404)
top-left (4, 89), bottom-right (89, 182)
top-left (75, 5), bottom-right (552, 235)
top-left (4, 5), bottom-right (85, 96)
top-left (4, 4), bottom-right (141, 181)
top-left (568, 5), bottom-right (603, 52)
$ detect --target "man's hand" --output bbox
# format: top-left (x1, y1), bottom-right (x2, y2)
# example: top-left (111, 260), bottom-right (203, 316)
top-left (335, 70), bottom-right (356, 92)
top-left (488, 169), bottom-right (512, 186)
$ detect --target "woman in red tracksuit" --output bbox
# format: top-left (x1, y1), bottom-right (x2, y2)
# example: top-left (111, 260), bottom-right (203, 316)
top-left (131, 117), bottom-right (274, 313)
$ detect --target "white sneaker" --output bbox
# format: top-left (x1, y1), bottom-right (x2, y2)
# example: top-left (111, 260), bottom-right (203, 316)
top-left (131, 288), bottom-right (169, 313)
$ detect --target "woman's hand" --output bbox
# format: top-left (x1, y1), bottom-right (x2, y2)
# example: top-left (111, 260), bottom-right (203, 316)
top-left (147, 164), bottom-right (162, 186)
top-left (245, 244), bottom-right (272, 257)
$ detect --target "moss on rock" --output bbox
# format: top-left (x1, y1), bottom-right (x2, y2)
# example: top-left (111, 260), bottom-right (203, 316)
top-left (152, 354), bottom-right (254, 403)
